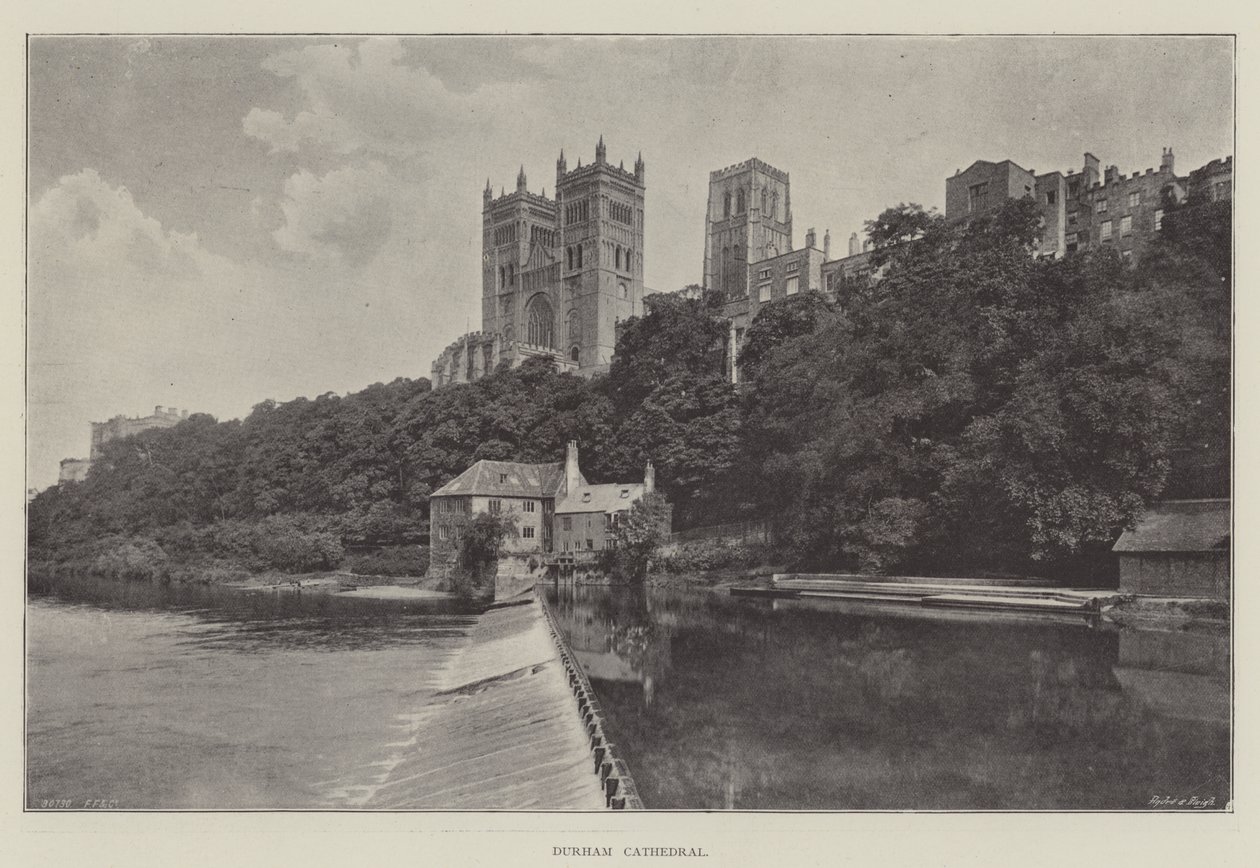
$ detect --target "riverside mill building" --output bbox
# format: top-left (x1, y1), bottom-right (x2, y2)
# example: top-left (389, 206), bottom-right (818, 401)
top-left (430, 140), bottom-right (1231, 387)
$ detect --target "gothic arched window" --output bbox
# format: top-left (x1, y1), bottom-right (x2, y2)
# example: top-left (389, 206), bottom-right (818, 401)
top-left (723, 192), bottom-right (731, 218)
top-left (577, 244), bottom-right (583, 268)
top-left (566, 308), bottom-right (581, 345)
top-left (525, 294), bottom-right (555, 348)
top-left (499, 266), bottom-right (505, 289)
top-left (615, 246), bottom-right (622, 270)
top-left (736, 189), bottom-right (745, 214)
top-left (566, 247), bottom-right (573, 270)
top-left (570, 346), bottom-right (580, 362)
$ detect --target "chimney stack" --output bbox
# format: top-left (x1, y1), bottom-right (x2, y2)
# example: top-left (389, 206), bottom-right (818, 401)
top-left (644, 460), bottom-right (655, 494)
top-left (565, 440), bottom-right (581, 494)
top-left (823, 229), bottom-right (831, 260)
top-left (154, 405), bottom-right (163, 416)
top-left (849, 232), bottom-right (860, 257)
top-left (805, 227), bottom-right (817, 249)
top-left (1160, 146), bottom-right (1175, 175)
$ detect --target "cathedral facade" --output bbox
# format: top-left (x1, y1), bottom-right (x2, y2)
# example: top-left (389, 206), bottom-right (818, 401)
top-left (431, 138), bottom-right (646, 387)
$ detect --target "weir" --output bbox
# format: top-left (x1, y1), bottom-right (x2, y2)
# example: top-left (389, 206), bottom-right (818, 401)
top-left (356, 592), bottom-right (641, 809)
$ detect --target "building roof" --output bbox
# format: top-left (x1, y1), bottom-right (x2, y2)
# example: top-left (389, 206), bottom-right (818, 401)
top-left (556, 482), bottom-right (646, 515)
top-left (430, 459), bottom-right (575, 499)
top-left (1112, 499), bottom-right (1230, 553)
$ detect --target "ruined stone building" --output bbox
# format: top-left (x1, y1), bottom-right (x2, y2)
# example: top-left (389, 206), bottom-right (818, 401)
top-left (431, 138), bottom-right (646, 387)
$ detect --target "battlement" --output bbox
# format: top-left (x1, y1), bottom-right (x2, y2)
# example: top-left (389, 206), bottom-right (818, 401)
top-left (710, 157), bottom-right (789, 182)
top-left (558, 159), bottom-right (643, 188)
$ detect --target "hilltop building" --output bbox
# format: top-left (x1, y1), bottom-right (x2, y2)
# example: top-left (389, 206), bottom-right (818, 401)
top-left (428, 441), bottom-right (664, 578)
top-left (945, 148), bottom-right (1231, 263)
top-left (90, 406), bottom-right (189, 461)
top-left (429, 141), bottom-right (1230, 389)
top-left (56, 405), bottom-right (191, 485)
top-left (431, 138), bottom-right (647, 387)
top-left (58, 458), bottom-right (91, 484)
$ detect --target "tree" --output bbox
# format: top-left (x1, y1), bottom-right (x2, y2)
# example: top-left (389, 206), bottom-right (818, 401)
top-left (863, 203), bottom-right (944, 265)
top-left (449, 511), bottom-right (518, 597)
top-left (606, 492), bottom-right (671, 583)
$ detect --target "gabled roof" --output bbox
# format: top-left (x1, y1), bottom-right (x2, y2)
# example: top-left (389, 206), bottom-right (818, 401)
top-left (1113, 499), bottom-right (1230, 553)
top-left (556, 482), bottom-right (646, 515)
top-left (525, 241), bottom-right (557, 272)
top-left (431, 459), bottom-right (575, 499)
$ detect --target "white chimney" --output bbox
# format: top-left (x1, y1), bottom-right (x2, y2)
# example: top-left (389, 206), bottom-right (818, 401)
top-left (644, 460), bottom-right (655, 494)
top-left (565, 440), bottom-right (581, 494)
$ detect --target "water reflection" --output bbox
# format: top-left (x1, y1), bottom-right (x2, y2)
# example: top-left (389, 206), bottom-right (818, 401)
top-left (547, 582), bottom-right (1230, 810)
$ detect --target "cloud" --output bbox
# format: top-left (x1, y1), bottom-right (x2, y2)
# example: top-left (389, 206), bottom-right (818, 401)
top-left (243, 37), bottom-right (529, 159)
top-left (30, 168), bottom-right (221, 283)
top-left (272, 162), bottom-right (395, 266)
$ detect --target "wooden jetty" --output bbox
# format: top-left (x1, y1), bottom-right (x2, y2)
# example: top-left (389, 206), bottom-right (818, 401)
top-left (352, 594), bottom-right (637, 810)
top-left (730, 573), bottom-right (1121, 614)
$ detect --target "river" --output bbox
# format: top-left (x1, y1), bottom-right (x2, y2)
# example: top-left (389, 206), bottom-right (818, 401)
top-left (26, 574), bottom-right (1230, 811)
top-left (26, 574), bottom-right (478, 809)
top-left (545, 582), bottom-right (1231, 810)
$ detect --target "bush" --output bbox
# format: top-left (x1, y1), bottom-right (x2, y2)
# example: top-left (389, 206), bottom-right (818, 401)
top-left (91, 537), bottom-right (171, 583)
top-left (254, 515), bottom-right (343, 572)
top-left (655, 539), bottom-right (775, 574)
top-left (341, 545), bottom-right (430, 577)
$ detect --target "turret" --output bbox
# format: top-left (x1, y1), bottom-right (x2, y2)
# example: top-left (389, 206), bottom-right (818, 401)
top-left (483, 177), bottom-right (492, 204)
top-left (556, 149), bottom-right (567, 185)
top-left (849, 232), bottom-right (860, 257)
top-left (595, 135), bottom-right (606, 165)
top-left (635, 151), bottom-right (645, 184)
top-left (516, 165), bottom-right (527, 193)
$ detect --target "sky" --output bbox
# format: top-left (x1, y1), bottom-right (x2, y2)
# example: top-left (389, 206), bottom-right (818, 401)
top-left (26, 35), bottom-right (1233, 489)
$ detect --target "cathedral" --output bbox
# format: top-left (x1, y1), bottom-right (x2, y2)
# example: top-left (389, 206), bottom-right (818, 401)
top-left (431, 137), bottom-right (646, 386)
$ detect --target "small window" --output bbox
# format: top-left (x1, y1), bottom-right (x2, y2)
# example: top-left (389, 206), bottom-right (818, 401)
top-left (523, 501), bottom-right (536, 513)
top-left (1068, 180), bottom-right (1080, 196)
top-left (1100, 220), bottom-right (1112, 241)
top-left (438, 525), bottom-right (449, 540)
top-left (758, 284), bottom-right (771, 302)
top-left (1154, 209), bottom-right (1164, 231)
top-left (785, 275), bottom-right (800, 296)
top-left (1120, 215), bottom-right (1132, 237)
top-left (723, 192), bottom-right (731, 218)
top-left (582, 492), bottom-right (591, 503)
top-left (561, 516), bottom-right (572, 531)
top-left (499, 473), bottom-right (508, 484)
top-left (1046, 190), bottom-right (1057, 205)
top-left (758, 268), bottom-right (770, 279)
top-left (786, 260), bottom-right (800, 272)
top-left (1068, 211), bottom-right (1077, 226)
top-left (586, 539), bottom-right (594, 550)
top-left (489, 499), bottom-right (502, 514)
top-left (1128, 191), bottom-right (1141, 208)
top-left (570, 346), bottom-right (580, 362)
top-left (1096, 198), bottom-right (1108, 213)
top-left (522, 526), bottom-right (535, 539)
top-left (620, 489), bottom-right (630, 498)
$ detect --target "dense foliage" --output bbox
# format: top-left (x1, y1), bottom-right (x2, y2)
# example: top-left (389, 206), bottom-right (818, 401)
top-left (29, 193), bottom-right (1229, 582)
